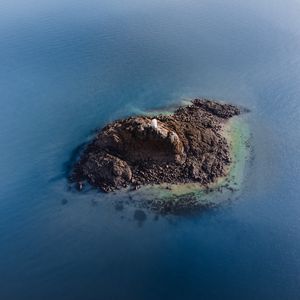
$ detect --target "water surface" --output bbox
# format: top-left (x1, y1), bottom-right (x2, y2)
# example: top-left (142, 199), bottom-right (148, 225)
top-left (1, 0), bottom-right (300, 299)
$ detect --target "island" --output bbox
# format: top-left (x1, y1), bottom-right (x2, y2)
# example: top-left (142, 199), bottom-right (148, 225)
top-left (70, 99), bottom-right (245, 195)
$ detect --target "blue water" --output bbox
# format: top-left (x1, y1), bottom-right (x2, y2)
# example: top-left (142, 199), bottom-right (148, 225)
top-left (1, 0), bottom-right (300, 299)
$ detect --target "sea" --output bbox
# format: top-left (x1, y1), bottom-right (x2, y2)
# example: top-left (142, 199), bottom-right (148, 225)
top-left (1, 0), bottom-right (300, 299)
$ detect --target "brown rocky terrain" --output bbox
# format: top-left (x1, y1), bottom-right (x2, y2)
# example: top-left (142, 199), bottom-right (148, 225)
top-left (70, 99), bottom-right (241, 192)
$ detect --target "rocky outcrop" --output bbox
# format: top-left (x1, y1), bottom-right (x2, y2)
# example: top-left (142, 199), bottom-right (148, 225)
top-left (97, 117), bottom-right (185, 164)
top-left (70, 99), bottom-right (241, 192)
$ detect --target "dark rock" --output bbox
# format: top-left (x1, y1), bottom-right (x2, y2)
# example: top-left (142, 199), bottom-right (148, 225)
top-left (115, 201), bottom-right (124, 211)
top-left (133, 209), bottom-right (147, 226)
top-left (133, 209), bottom-right (147, 221)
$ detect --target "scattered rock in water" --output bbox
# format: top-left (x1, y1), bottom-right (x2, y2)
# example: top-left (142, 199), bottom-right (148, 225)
top-left (115, 201), bottom-right (124, 211)
top-left (90, 199), bottom-right (98, 207)
top-left (147, 194), bottom-right (214, 215)
top-left (133, 209), bottom-right (147, 226)
top-left (61, 198), bottom-right (68, 205)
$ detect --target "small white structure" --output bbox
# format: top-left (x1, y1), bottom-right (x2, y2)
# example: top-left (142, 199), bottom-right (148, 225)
top-left (151, 118), bottom-right (158, 129)
top-left (170, 132), bottom-right (176, 143)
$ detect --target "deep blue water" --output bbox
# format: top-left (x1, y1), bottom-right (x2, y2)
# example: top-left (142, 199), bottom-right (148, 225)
top-left (1, 0), bottom-right (300, 299)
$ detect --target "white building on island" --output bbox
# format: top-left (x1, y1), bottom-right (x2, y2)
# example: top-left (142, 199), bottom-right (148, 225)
top-left (151, 118), bottom-right (158, 129)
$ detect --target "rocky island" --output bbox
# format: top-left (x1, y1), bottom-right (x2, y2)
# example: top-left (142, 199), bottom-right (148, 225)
top-left (70, 99), bottom-right (244, 194)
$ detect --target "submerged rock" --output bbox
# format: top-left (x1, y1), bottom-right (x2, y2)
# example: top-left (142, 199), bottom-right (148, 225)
top-left (70, 99), bottom-right (242, 192)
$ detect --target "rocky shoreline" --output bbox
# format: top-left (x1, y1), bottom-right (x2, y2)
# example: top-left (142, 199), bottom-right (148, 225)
top-left (70, 99), bottom-right (245, 194)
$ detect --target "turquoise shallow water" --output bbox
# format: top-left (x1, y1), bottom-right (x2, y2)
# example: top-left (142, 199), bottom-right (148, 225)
top-left (1, 0), bottom-right (300, 299)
